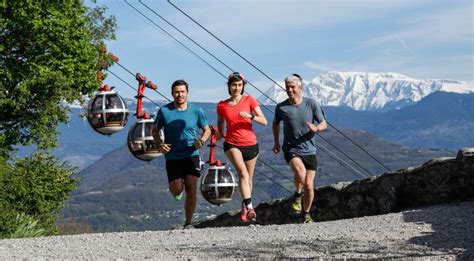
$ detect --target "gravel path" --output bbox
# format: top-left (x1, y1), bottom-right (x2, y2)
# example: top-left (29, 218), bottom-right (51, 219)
top-left (1, 201), bottom-right (473, 260)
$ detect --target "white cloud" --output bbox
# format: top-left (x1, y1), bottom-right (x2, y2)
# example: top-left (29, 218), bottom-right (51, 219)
top-left (163, 0), bottom-right (436, 40)
top-left (304, 62), bottom-right (332, 71)
top-left (303, 61), bottom-right (351, 72)
top-left (359, 3), bottom-right (473, 49)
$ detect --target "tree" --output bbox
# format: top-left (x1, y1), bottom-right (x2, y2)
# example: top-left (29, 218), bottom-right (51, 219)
top-left (0, 0), bottom-right (117, 237)
top-left (0, 0), bottom-right (116, 154)
top-left (0, 152), bottom-right (78, 237)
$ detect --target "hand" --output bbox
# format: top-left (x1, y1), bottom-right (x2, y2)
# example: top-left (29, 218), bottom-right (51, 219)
top-left (239, 111), bottom-right (252, 119)
top-left (306, 122), bottom-right (318, 133)
top-left (272, 144), bottom-right (281, 154)
top-left (193, 139), bottom-right (204, 149)
top-left (159, 143), bottom-right (171, 154)
top-left (216, 132), bottom-right (225, 141)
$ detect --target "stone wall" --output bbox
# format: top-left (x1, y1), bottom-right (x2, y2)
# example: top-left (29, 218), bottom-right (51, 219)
top-left (196, 148), bottom-right (474, 228)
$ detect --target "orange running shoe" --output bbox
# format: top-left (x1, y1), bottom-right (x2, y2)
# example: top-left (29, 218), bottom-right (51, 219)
top-left (240, 205), bottom-right (248, 223)
top-left (247, 208), bottom-right (257, 222)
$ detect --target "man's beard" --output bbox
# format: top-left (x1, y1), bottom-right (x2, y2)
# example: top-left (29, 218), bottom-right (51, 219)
top-left (175, 97), bottom-right (186, 104)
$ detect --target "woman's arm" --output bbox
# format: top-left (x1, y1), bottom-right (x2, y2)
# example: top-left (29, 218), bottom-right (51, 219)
top-left (217, 113), bottom-right (225, 140)
top-left (251, 106), bottom-right (267, 126)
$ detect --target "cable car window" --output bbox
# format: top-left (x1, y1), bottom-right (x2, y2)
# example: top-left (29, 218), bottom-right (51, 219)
top-left (105, 94), bottom-right (119, 109)
top-left (218, 186), bottom-right (233, 198)
top-left (201, 187), bottom-right (216, 199)
top-left (108, 112), bottom-right (126, 124)
top-left (144, 140), bottom-right (159, 151)
top-left (132, 123), bottom-right (143, 138)
top-left (92, 96), bottom-right (103, 111)
top-left (144, 122), bottom-right (154, 136)
top-left (204, 169), bottom-right (217, 184)
top-left (90, 114), bottom-right (104, 127)
top-left (218, 170), bottom-right (232, 183)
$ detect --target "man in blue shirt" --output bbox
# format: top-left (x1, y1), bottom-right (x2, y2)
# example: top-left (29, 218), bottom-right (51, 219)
top-left (152, 80), bottom-right (211, 228)
top-left (272, 74), bottom-right (327, 223)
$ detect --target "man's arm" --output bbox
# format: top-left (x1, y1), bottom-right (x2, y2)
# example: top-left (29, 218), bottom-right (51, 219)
top-left (306, 101), bottom-right (328, 133)
top-left (194, 125), bottom-right (211, 149)
top-left (306, 119), bottom-right (327, 133)
top-left (317, 119), bottom-right (327, 131)
top-left (272, 119), bottom-right (281, 154)
top-left (152, 126), bottom-right (171, 154)
top-left (201, 125), bottom-right (211, 143)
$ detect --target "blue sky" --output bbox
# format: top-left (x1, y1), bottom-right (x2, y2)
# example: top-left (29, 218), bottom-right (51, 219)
top-left (92, 0), bottom-right (473, 102)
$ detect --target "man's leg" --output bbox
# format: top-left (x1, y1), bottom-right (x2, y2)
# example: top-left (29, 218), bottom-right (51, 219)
top-left (303, 170), bottom-right (316, 212)
top-left (288, 157), bottom-right (307, 195)
top-left (168, 179), bottom-right (184, 197)
top-left (166, 160), bottom-right (184, 200)
top-left (183, 174), bottom-right (198, 225)
top-left (166, 159), bottom-right (184, 200)
top-left (288, 157), bottom-right (307, 213)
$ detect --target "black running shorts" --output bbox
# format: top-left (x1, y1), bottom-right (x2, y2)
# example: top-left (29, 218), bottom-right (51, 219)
top-left (284, 153), bottom-right (318, 171)
top-left (165, 155), bottom-right (201, 182)
top-left (223, 142), bottom-right (259, 162)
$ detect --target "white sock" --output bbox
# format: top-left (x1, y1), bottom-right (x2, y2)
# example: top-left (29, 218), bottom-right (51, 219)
top-left (246, 203), bottom-right (253, 209)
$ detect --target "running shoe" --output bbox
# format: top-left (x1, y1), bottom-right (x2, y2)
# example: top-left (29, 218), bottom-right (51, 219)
top-left (240, 205), bottom-right (248, 223)
top-left (183, 223), bottom-right (194, 229)
top-left (303, 214), bottom-right (314, 223)
top-left (291, 195), bottom-right (303, 214)
top-left (174, 192), bottom-right (183, 201)
top-left (247, 208), bottom-right (257, 222)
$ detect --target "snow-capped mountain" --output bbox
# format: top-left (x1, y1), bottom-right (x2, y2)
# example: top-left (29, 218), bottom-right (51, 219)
top-left (259, 72), bottom-right (473, 111)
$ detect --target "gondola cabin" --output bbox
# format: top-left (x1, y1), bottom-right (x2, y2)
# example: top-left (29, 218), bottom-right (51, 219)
top-left (127, 118), bottom-right (161, 161)
top-left (87, 90), bottom-right (129, 135)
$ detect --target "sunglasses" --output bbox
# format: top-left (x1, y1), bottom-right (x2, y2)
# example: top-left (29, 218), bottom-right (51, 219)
top-left (227, 72), bottom-right (245, 81)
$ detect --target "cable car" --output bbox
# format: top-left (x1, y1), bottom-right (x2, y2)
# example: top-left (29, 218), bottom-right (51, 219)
top-left (127, 73), bottom-right (160, 161)
top-left (87, 86), bottom-right (129, 135)
top-left (200, 126), bottom-right (238, 205)
top-left (127, 118), bottom-right (162, 161)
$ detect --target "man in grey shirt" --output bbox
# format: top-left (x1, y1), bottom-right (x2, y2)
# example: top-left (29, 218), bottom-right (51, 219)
top-left (272, 74), bottom-right (327, 223)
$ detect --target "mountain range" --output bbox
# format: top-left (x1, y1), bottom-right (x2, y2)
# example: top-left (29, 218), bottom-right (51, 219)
top-left (51, 91), bottom-right (473, 171)
top-left (259, 71), bottom-right (473, 111)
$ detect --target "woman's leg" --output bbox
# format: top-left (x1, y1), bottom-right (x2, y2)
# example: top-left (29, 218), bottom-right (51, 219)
top-left (244, 155), bottom-right (258, 194)
top-left (225, 148), bottom-right (250, 199)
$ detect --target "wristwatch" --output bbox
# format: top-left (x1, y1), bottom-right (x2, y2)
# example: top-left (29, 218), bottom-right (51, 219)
top-left (250, 114), bottom-right (255, 120)
top-left (199, 139), bottom-right (205, 146)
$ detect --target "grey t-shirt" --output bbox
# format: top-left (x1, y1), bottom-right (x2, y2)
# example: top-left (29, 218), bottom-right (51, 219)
top-left (274, 97), bottom-right (325, 155)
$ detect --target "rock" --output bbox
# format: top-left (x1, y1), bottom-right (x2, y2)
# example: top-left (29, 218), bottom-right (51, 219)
top-left (457, 148), bottom-right (474, 159)
top-left (197, 147), bottom-right (474, 228)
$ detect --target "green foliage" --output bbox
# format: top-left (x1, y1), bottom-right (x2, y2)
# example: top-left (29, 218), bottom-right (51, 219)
top-left (9, 213), bottom-right (46, 239)
top-left (0, 0), bottom-right (117, 154)
top-left (0, 0), bottom-right (116, 237)
top-left (0, 152), bottom-right (79, 237)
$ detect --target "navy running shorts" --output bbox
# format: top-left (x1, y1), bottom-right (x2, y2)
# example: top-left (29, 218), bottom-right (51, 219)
top-left (165, 155), bottom-right (201, 182)
top-left (284, 153), bottom-right (318, 171)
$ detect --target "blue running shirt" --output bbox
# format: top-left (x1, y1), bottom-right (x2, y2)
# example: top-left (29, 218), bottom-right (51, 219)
top-left (154, 102), bottom-right (209, 160)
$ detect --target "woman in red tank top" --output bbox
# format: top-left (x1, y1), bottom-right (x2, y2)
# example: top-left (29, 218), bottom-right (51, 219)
top-left (216, 72), bottom-right (267, 223)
